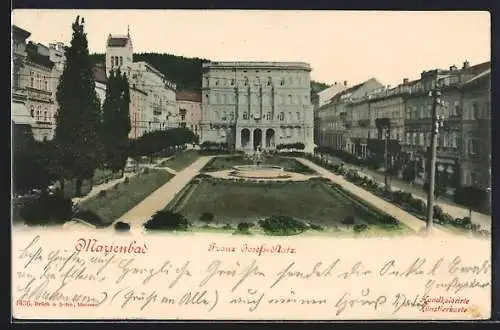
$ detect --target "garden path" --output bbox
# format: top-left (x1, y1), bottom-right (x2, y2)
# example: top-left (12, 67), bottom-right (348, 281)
top-left (71, 172), bottom-right (136, 205)
top-left (116, 156), bottom-right (214, 229)
top-left (296, 158), bottom-right (453, 237)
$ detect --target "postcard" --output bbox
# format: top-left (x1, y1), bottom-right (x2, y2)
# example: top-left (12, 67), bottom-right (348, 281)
top-left (11, 9), bottom-right (492, 321)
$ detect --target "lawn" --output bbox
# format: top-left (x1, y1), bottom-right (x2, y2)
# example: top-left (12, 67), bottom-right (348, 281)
top-left (80, 169), bottom-right (173, 226)
top-left (202, 155), bottom-right (316, 174)
top-left (167, 177), bottom-right (410, 235)
top-left (158, 150), bottom-right (200, 171)
top-left (62, 168), bottom-right (122, 198)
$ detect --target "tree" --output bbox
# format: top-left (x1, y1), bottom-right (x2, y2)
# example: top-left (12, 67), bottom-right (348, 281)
top-left (423, 176), bottom-right (447, 200)
top-left (101, 68), bottom-right (131, 175)
top-left (53, 16), bottom-right (101, 196)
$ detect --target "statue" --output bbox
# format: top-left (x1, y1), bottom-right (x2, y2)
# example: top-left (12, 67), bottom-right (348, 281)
top-left (254, 145), bottom-right (263, 166)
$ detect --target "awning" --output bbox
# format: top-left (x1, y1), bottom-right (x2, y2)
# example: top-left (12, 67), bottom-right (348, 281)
top-left (12, 102), bottom-right (35, 126)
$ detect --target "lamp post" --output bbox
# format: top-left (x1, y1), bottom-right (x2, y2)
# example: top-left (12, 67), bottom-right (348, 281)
top-left (426, 89), bottom-right (445, 233)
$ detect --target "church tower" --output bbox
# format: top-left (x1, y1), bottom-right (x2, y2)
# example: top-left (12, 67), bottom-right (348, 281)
top-left (105, 26), bottom-right (133, 77)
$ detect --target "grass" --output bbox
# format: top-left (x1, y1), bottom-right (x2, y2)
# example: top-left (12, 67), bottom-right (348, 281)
top-left (202, 155), bottom-right (316, 174)
top-left (167, 178), bottom-right (410, 235)
top-left (80, 169), bottom-right (173, 226)
top-left (159, 150), bottom-right (200, 171)
top-left (62, 168), bottom-right (122, 198)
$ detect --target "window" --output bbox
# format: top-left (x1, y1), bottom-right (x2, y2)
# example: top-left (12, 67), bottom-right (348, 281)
top-left (288, 95), bottom-right (292, 105)
top-left (119, 57), bottom-right (123, 66)
top-left (215, 79), bottom-right (219, 86)
top-left (205, 77), bottom-right (210, 87)
top-left (412, 132), bottom-right (417, 145)
top-left (469, 138), bottom-right (479, 155)
top-left (221, 111), bottom-right (227, 121)
top-left (243, 112), bottom-right (248, 120)
top-left (472, 102), bottom-right (479, 119)
top-left (44, 79), bottom-right (48, 91)
top-left (296, 112), bottom-right (300, 121)
top-left (419, 132), bottom-right (425, 146)
top-left (30, 107), bottom-right (34, 117)
top-left (427, 104), bottom-right (432, 118)
top-left (453, 101), bottom-right (460, 116)
top-left (244, 77), bottom-right (248, 86)
top-left (229, 112), bottom-right (234, 121)
top-left (267, 77), bottom-right (272, 86)
top-left (288, 77), bottom-right (293, 85)
top-left (280, 78), bottom-right (285, 86)
top-left (405, 132), bottom-right (410, 145)
top-left (44, 111), bottom-right (47, 122)
top-left (265, 112), bottom-right (271, 120)
top-left (231, 79), bottom-right (235, 86)
top-left (278, 112), bottom-right (284, 121)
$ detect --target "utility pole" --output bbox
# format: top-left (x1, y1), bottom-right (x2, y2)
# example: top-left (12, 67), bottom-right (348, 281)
top-left (426, 89), bottom-right (444, 234)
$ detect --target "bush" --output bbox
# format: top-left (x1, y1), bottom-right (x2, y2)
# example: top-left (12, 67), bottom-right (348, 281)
top-left (410, 199), bottom-right (427, 214)
top-left (222, 223), bottom-right (233, 230)
top-left (433, 205), bottom-right (444, 220)
top-left (114, 221), bottom-right (131, 232)
top-left (440, 213), bottom-right (454, 225)
top-left (20, 194), bottom-right (73, 226)
top-left (342, 216), bottom-right (355, 226)
top-left (309, 223), bottom-right (324, 231)
top-left (258, 215), bottom-right (307, 236)
top-left (378, 214), bottom-right (400, 228)
top-left (475, 229), bottom-right (490, 239)
top-left (237, 222), bottom-right (254, 232)
top-left (353, 223), bottom-right (369, 233)
top-left (98, 190), bottom-right (107, 198)
top-left (72, 210), bottom-right (105, 227)
top-left (144, 211), bottom-right (190, 231)
top-left (199, 212), bottom-right (214, 224)
top-left (392, 191), bottom-right (413, 205)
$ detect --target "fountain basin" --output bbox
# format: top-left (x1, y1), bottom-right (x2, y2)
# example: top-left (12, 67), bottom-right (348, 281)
top-left (230, 165), bottom-right (290, 179)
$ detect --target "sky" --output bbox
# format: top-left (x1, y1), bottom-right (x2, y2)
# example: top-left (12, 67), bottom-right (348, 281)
top-left (12, 10), bottom-right (490, 87)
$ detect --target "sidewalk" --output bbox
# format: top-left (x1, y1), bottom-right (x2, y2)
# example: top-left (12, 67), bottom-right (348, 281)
top-left (296, 158), bottom-right (452, 237)
top-left (321, 155), bottom-right (491, 231)
top-left (117, 156), bottom-right (214, 229)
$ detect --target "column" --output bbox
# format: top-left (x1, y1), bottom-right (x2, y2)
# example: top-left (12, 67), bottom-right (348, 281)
top-left (249, 129), bottom-right (254, 151)
top-left (235, 128), bottom-right (242, 151)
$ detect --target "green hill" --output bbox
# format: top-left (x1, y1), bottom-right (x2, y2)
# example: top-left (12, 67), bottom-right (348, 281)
top-left (89, 53), bottom-right (330, 94)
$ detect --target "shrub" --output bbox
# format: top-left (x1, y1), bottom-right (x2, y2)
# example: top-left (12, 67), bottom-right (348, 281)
top-left (98, 190), bottom-right (107, 198)
top-left (199, 212), bottom-right (214, 224)
top-left (353, 223), bottom-right (369, 233)
top-left (237, 222), bottom-right (254, 232)
top-left (258, 215), bottom-right (307, 236)
top-left (410, 199), bottom-right (427, 214)
top-left (115, 221), bottom-right (131, 232)
top-left (440, 213), bottom-right (454, 225)
top-left (475, 229), bottom-right (490, 239)
top-left (72, 210), bottom-right (105, 227)
top-left (309, 223), bottom-right (324, 231)
top-left (392, 191), bottom-right (413, 205)
top-left (342, 216), bottom-right (355, 226)
top-left (20, 194), bottom-right (73, 226)
top-left (378, 214), bottom-right (400, 228)
top-left (222, 223), bottom-right (233, 230)
top-left (144, 211), bottom-right (190, 231)
top-left (433, 205), bottom-right (444, 220)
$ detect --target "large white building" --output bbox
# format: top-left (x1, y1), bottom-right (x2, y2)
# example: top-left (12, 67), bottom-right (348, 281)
top-left (104, 29), bottom-right (177, 137)
top-left (200, 61), bottom-right (315, 153)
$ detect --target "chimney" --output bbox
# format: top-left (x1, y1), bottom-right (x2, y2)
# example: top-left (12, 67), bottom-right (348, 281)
top-left (403, 78), bottom-right (409, 85)
top-left (344, 80), bottom-right (347, 86)
top-left (463, 60), bottom-right (470, 69)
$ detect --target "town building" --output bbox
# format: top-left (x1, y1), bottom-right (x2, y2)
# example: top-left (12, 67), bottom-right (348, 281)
top-left (104, 29), bottom-right (177, 136)
top-left (459, 68), bottom-right (491, 191)
top-left (176, 91), bottom-right (202, 137)
top-left (23, 41), bottom-right (55, 141)
top-left (315, 78), bottom-right (383, 153)
top-left (200, 61), bottom-right (315, 153)
top-left (313, 81), bottom-right (350, 109)
top-left (12, 25), bottom-right (35, 134)
top-left (403, 61), bottom-right (490, 187)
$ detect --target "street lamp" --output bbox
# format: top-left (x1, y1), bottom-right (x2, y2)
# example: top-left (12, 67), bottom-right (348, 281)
top-left (426, 89), bottom-right (445, 234)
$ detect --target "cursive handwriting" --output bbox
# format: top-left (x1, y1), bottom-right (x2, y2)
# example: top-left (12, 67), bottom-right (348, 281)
top-left (334, 288), bottom-right (387, 316)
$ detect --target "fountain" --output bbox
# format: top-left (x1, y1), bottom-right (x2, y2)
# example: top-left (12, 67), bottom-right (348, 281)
top-left (230, 146), bottom-right (290, 179)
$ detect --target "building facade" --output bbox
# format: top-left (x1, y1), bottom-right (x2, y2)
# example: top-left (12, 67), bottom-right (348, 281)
top-left (12, 25), bottom-right (35, 130)
top-left (459, 69), bottom-right (491, 190)
top-left (200, 61), bottom-right (315, 153)
top-left (23, 42), bottom-right (55, 141)
top-left (176, 91), bottom-right (202, 137)
top-left (315, 78), bottom-right (384, 153)
top-left (105, 30), bottom-right (177, 136)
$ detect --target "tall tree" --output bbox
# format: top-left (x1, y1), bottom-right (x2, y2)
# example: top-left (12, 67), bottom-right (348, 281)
top-left (53, 16), bottom-right (101, 196)
top-left (101, 68), bottom-right (131, 175)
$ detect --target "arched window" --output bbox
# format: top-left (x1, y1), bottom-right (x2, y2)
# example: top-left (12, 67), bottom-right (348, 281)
top-left (267, 77), bottom-right (272, 86)
top-left (280, 78), bottom-right (285, 86)
top-left (44, 111), bottom-right (48, 122)
top-left (244, 76), bottom-right (248, 86)
top-left (472, 102), bottom-right (479, 119)
top-left (30, 107), bottom-right (34, 118)
top-left (230, 79), bottom-right (235, 86)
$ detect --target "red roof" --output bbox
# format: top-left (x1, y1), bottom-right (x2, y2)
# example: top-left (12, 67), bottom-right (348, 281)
top-left (176, 91), bottom-right (201, 102)
top-left (92, 63), bottom-right (107, 84)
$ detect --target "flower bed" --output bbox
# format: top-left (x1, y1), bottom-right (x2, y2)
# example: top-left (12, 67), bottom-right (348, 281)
top-left (306, 154), bottom-right (489, 237)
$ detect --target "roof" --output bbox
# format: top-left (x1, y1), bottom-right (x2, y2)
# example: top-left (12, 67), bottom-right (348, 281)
top-left (12, 25), bottom-right (31, 39)
top-left (107, 36), bottom-right (129, 47)
top-left (461, 68), bottom-right (491, 88)
top-left (328, 81), bottom-right (365, 103)
top-left (26, 42), bottom-right (54, 69)
top-left (12, 102), bottom-right (35, 126)
top-left (92, 63), bottom-right (108, 84)
top-left (176, 91), bottom-right (201, 102)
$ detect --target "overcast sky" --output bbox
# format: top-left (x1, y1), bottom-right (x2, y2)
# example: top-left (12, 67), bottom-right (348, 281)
top-left (12, 10), bottom-right (490, 87)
